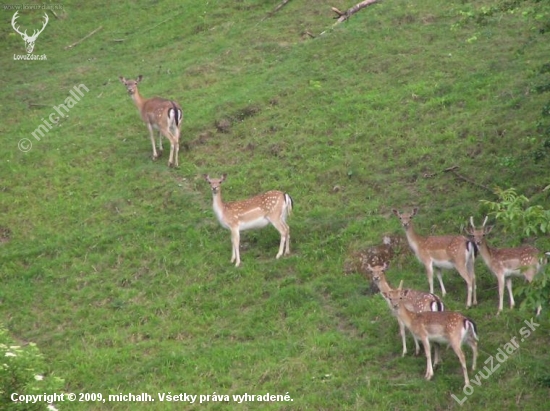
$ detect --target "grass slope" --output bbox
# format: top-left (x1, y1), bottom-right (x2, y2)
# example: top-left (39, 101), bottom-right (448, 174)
top-left (1, 0), bottom-right (549, 410)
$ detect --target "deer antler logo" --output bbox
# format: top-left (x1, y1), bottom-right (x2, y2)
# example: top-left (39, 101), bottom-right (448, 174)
top-left (11, 11), bottom-right (49, 54)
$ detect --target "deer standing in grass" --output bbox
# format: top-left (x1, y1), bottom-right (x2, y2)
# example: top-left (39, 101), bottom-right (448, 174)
top-left (392, 208), bottom-right (477, 308)
top-left (468, 216), bottom-right (549, 316)
top-left (367, 262), bottom-right (444, 357)
top-left (383, 289), bottom-right (478, 389)
top-left (204, 174), bottom-right (293, 267)
top-left (119, 75), bottom-right (183, 167)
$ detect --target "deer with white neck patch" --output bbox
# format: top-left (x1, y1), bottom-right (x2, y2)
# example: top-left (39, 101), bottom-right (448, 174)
top-left (367, 262), bottom-right (444, 357)
top-left (204, 174), bottom-right (293, 267)
top-left (392, 208), bottom-right (477, 308)
top-left (384, 288), bottom-right (479, 389)
top-left (119, 75), bottom-right (183, 167)
top-left (467, 216), bottom-right (549, 316)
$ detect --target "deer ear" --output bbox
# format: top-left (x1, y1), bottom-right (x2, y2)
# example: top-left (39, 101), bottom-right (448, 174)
top-left (485, 225), bottom-right (494, 234)
top-left (136, 75), bottom-right (143, 83)
top-left (203, 174), bottom-right (210, 181)
top-left (221, 173), bottom-right (227, 182)
top-left (411, 207), bottom-right (419, 216)
top-left (391, 208), bottom-right (399, 216)
top-left (119, 76), bottom-right (126, 83)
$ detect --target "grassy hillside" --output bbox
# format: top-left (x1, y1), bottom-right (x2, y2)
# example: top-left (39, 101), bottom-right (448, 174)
top-left (1, 0), bottom-right (549, 410)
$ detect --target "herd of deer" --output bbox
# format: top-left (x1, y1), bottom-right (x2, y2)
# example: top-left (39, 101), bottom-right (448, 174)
top-left (119, 75), bottom-right (548, 389)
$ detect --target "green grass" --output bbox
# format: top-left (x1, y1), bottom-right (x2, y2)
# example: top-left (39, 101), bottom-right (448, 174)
top-left (1, 0), bottom-right (550, 410)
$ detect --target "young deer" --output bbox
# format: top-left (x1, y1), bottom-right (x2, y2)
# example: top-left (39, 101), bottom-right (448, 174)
top-left (204, 174), bottom-right (293, 267)
top-left (384, 289), bottom-right (478, 389)
top-left (392, 208), bottom-right (477, 308)
top-left (468, 216), bottom-right (549, 316)
top-left (119, 75), bottom-right (183, 167)
top-left (367, 262), bottom-right (444, 357)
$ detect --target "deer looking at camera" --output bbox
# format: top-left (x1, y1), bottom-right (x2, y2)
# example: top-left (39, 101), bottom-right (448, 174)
top-left (119, 75), bottom-right (183, 167)
top-left (383, 289), bottom-right (478, 389)
top-left (468, 216), bottom-right (549, 316)
top-left (204, 174), bottom-right (293, 267)
top-left (392, 208), bottom-right (477, 308)
top-left (366, 262), bottom-right (444, 357)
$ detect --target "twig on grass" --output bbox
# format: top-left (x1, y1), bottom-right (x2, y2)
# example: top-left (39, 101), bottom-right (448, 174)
top-left (261, 0), bottom-right (292, 22)
top-left (65, 26), bottom-right (103, 49)
top-left (443, 166), bottom-right (493, 193)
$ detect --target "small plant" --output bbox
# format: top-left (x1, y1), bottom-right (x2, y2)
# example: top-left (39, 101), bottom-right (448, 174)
top-left (0, 325), bottom-right (64, 411)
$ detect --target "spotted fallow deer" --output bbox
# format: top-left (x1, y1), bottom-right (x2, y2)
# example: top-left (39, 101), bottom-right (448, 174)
top-left (384, 289), bottom-right (478, 389)
top-left (119, 75), bottom-right (183, 167)
top-left (392, 208), bottom-right (477, 307)
top-left (204, 174), bottom-right (293, 267)
top-left (366, 262), bottom-right (444, 357)
top-left (468, 216), bottom-right (549, 316)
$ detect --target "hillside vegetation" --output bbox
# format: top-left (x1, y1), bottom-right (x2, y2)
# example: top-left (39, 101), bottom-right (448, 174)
top-left (1, 0), bottom-right (549, 410)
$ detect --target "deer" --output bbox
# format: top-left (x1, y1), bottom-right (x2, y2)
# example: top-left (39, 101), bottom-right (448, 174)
top-left (204, 174), bottom-right (293, 267)
top-left (366, 262), bottom-right (444, 357)
top-left (12, 11), bottom-right (49, 54)
top-left (383, 288), bottom-right (479, 389)
top-left (467, 216), bottom-right (549, 316)
top-left (392, 208), bottom-right (477, 308)
top-left (119, 75), bottom-right (183, 167)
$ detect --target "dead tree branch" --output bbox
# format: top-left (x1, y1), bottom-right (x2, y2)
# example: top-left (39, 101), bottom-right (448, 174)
top-left (332, 0), bottom-right (381, 24)
top-left (443, 166), bottom-right (493, 193)
top-left (261, 0), bottom-right (292, 22)
top-left (65, 26), bottom-right (103, 50)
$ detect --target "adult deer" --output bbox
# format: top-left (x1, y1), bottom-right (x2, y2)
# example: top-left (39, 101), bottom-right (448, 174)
top-left (367, 262), bottom-right (444, 357)
top-left (119, 75), bottom-right (183, 167)
top-left (383, 289), bottom-right (478, 389)
top-left (12, 11), bottom-right (49, 54)
top-left (204, 174), bottom-right (293, 267)
top-left (392, 208), bottom-right (477, 308)
top-left (468, 216), bottom-right (549, 316)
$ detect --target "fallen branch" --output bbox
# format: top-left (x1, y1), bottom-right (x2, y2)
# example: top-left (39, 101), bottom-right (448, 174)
top-left (261, 0), bottom-right (292, 22)
top-left (65, 26), bottom-right (103, 49)
top-left (332, 0), bottom-right (381, 24)
top-left (443, 166), bottom-right (493, 193)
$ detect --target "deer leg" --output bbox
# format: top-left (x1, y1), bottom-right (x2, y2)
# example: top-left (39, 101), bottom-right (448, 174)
top-left (422, 338), bottom-right (434, 380)
top-left (425, 263), bottom-right (435, 294)
top-left (270, 219), bottom-right (289, 259)
top-left (413, 334), bottom-right (421, 356)
top-left (147, 123), bottom-right (159, 160)
top-left (157, 131), bottom-right (163, 155)
top-left (398, 319), bottom-right (408, 357)
top-left (230, 229), bottom-right (241, 267)
top-left (433, 343), bottom-right (441, 368)
top-left (505, 277), bottom-right (514, 310)
top-left (470, 260), bottom-right (477, 306)
top-left (173, 125), bottom-right (180, 168)
top-left (469, 337), bottom-right (478, 371)
top-left (435, 267), bottom-right (447, 297)
top-left (450, 341), bottom-right (470, 389)
top-left (456, 267), bottom-right (473, 308)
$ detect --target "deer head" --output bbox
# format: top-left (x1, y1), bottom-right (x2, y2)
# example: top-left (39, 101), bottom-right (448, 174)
top-left (12, 11), bottom-right (49, 54)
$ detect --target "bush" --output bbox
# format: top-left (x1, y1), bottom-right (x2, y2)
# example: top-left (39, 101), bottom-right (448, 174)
top-left (0, 325), bottom-right (64, 411)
